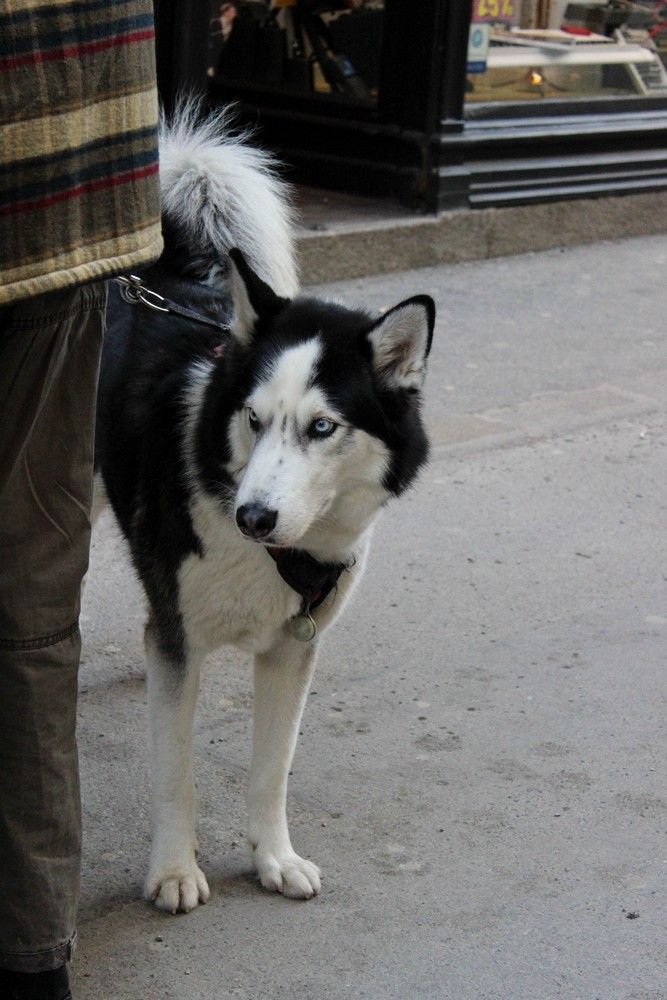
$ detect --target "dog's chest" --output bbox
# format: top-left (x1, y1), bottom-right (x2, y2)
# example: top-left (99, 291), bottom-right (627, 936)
top-left (178, 497), bottom-right (302, 655)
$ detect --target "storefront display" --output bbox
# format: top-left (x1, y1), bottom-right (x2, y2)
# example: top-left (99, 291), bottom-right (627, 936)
top-left (154, 0), bottom-right (667, 212)
top-left (466, 1), bottom-right (667, 103)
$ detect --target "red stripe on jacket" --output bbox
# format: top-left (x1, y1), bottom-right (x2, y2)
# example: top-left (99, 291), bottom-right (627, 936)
top-left (0, 29), bottom-right (155, 72)
top-left (0, 163), bottom-right (159, 218)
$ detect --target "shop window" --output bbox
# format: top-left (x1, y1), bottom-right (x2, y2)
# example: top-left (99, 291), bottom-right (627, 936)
top-left (207, 1), bottom-right (384, 104)
top-left (465, 0), bottom-right (667, 105)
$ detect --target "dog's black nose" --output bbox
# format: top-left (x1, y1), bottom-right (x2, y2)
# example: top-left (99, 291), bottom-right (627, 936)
top-left (236, 503), bottom-right (278, 539)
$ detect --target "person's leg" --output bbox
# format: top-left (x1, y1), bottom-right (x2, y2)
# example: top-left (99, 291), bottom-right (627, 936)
top-left (0, 284), bottom-right (106, 986)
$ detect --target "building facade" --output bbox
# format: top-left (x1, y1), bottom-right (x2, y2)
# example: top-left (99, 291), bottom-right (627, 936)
top-left (155, 0), bottom-right (667, 212)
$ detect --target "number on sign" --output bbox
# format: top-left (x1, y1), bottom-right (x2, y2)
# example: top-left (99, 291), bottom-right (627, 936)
top-left (474, 0), bottom-right (515, 21)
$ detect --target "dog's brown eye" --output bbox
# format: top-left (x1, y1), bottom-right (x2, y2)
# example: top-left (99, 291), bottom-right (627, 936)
top-left (248, 408), bottom-right (261, 432)
top-left (309, 418), bottom-right (336, 439)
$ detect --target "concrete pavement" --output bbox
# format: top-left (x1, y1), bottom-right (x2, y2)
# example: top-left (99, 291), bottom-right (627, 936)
top-left (74, 236), bottom-right (667, 1000)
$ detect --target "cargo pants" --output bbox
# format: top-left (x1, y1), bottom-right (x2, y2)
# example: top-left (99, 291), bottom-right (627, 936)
top-left (0, 284), bottom-right (106, 972)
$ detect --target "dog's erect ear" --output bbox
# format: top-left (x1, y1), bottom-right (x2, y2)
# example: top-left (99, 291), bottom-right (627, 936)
top-left (228, 248), bottom-right (289, 344)
top-left (366, 295), bottom-right (435, 391)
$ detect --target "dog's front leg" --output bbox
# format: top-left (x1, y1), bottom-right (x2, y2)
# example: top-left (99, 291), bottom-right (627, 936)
top-left (248, 635), bottom-right (321, 899)
top-left (144, 622), bottom-right (210, 913)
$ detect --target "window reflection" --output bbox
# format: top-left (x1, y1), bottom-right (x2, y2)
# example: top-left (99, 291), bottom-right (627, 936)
top-left (208, 1), bottom-right (384, 104)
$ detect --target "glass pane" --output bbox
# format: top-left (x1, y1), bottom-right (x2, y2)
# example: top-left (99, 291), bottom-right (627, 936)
top-left (465, 1), bottom-right (667, 106)
top-left (207, 1), bottom-right (384, 104)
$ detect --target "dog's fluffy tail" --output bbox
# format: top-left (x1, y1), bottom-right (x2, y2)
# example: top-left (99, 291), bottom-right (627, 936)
top-left (158, 99), bottom-right (299, 297)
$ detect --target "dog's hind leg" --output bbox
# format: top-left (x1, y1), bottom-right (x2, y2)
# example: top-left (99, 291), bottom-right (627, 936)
top-left (144, 620), bottom-right (209, 913)
top-left (91, 473), bottom-right (109, 527)
top-left (248, 635), bottom-right (321, 899)
top-left (81, 475), bottom-right (110, 600)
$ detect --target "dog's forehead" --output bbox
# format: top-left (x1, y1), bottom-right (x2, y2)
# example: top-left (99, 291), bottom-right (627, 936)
top-left (251, 337), bottom-right (325, 414)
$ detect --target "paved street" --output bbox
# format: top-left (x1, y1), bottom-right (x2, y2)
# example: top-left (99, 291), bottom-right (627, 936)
top-left (74, 236), bottom-right (667, 1000)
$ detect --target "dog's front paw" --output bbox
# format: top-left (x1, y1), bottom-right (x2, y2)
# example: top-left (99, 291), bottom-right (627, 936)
top-left (254, 849), bottom-right (321, 899)
top-left (145, 860), bottom-right (210, 914)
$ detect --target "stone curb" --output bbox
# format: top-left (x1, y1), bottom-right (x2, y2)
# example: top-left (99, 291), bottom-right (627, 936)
top-left (298, 190), bottom-right (667, 284)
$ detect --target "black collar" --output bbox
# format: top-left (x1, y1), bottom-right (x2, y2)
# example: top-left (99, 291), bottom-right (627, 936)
top-left (266, 547), bottom-right (346, 613)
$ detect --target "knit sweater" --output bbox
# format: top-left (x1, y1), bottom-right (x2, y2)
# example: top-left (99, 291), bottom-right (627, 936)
top-left (0, 0), bottom-right (163, 305)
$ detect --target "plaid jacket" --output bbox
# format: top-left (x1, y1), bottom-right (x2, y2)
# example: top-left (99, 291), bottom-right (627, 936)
top-left (0, 0), bottom-right (163, 305)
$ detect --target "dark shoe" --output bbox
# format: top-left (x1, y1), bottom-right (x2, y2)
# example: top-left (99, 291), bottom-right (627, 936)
top-left (0, 966), bottom-right (72, 1000)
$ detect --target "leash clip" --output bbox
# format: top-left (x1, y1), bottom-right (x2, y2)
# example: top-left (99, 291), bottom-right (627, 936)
top-left (116, 274), bottom-right (169, 313)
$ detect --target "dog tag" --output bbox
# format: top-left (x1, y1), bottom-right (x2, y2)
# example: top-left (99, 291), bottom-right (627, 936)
top-left (288, 612), bottom-right (317, 642)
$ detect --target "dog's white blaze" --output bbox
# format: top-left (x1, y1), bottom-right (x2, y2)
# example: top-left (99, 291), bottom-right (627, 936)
top-left (251, 337), bottom-right (323, 419)
top-left (236, 339), bottom-right (336, 544)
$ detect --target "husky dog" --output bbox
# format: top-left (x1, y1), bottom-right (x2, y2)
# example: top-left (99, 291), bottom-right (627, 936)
top-left (94, 104), bottom-right (435, 914)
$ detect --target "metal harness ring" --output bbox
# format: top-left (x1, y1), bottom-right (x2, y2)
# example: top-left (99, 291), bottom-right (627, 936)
top-left (116, 274), bottom-right (169, 313)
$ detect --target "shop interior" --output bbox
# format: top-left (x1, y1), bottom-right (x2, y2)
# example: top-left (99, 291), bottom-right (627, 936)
top-left (466, 0), bottom-right (667, 104)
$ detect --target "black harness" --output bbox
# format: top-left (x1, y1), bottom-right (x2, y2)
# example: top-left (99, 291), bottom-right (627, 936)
top-left (116, 274), bottom-right (347, 638)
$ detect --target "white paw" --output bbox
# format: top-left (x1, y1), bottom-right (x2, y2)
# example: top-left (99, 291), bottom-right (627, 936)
top-left (254, 849), bottom-right (321, 899)
top-left (145, 860), bottom-right (210, 914)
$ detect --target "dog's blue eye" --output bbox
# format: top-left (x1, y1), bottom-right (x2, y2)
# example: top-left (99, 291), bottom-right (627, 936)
top-left (248, 408), bottom-right (260, 431)
top-left (310, 418), bottom-right (336, 438)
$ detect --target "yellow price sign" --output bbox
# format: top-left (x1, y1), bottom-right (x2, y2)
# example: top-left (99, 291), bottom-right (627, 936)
top-left (472, 0), bottom-right (517, 25)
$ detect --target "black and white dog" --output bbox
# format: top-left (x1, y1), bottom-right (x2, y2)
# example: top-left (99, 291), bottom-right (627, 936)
top-left (94, 104), bottom-right (435, 913)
